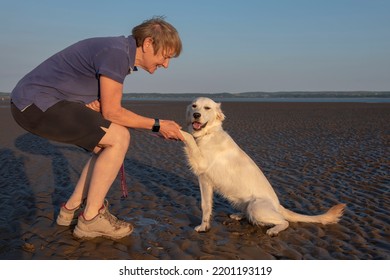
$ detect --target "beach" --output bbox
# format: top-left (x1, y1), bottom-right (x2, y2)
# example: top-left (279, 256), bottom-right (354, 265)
top-left (0, 100), bottom-right (389, 260)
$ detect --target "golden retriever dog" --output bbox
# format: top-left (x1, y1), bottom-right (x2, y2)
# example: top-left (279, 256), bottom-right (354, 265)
top-left (180, 97), bottom-right (346, 236)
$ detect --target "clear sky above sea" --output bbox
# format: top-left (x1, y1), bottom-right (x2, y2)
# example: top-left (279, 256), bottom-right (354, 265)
top-left (0, 0), bottom-right (389, 93)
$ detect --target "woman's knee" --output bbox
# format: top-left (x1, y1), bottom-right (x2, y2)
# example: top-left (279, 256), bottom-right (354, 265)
top-left (99, 123), bottom-right (130, 150)
top-left (112, 124), bottom-right (131, 147)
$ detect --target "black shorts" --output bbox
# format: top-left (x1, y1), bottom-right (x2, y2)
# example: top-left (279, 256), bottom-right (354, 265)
top-left (11, 100), bottom-right (111, 152)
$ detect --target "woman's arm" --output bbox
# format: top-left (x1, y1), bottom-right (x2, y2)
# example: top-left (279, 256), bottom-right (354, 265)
top-left (98, 75), bottom-right (183, 140)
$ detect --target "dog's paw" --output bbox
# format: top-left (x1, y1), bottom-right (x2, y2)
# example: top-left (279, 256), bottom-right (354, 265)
top-left (266, 228), bottom-right (279, 237)
top-left (194, 224), bottom-right (209, 232)
top-left (179, 130), bottom-right (193, 142)
top-left (229, 213), bottom-right (244, 221)
top-left (266, 222), bottom-right (289, 237)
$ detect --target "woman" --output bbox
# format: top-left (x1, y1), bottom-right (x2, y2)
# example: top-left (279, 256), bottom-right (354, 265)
top-left (10, 17), bottom-right (184, 239)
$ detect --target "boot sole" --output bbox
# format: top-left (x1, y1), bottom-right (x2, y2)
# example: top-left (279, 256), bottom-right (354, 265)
top-left (56, 217), bottom-right (78, 226)
top-left (73, 225), bottom-right (133, 240)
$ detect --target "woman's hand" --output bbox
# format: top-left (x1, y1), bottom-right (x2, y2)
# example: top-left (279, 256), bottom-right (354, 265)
top-left (85, 100), bottom-right (101, 112)
top-left (159, 120), bottom-right (184, 141)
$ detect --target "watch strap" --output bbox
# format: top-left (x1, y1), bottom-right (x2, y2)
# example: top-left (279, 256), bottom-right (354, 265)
top-left (152, 118), bottom-right (160, 132)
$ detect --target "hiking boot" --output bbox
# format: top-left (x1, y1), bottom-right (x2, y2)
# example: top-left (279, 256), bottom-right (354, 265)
top-left (56, 201), bottom-right (84, 226)
top-left (73, 202), bottom-right (133, 240)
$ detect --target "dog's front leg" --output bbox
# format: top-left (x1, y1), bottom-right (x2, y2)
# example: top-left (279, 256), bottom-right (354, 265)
top-left (180, 130), bottom-right (207, 174)
top-left (195, 175), bottom-right (213, 232)
top-left (180, 130), bottom-right (198, 148)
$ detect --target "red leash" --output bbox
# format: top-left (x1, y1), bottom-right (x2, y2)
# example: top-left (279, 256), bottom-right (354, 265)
top-left (120, 163), bottom-right (128, 198)
top-left (118, 131), bottom-right (179, 198)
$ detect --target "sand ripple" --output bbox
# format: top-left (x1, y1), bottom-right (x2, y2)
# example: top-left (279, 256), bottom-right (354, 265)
top-left (0, 101), bottom-right (389, 259)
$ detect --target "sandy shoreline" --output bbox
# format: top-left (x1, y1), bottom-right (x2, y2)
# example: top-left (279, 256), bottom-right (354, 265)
top-left (0, 100), bottom-right (389, 259)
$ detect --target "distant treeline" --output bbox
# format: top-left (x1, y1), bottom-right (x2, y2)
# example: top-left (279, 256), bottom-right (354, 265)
top-left (1, 91), bottom-right (389, 100)
top-left (235, 91), bottom-right (390, 98)
top-left (121, 91), bottom-right (390, 99)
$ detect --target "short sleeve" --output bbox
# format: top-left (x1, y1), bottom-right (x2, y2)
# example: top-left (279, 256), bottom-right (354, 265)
top-left (94, 48), bottom-right (129, 84)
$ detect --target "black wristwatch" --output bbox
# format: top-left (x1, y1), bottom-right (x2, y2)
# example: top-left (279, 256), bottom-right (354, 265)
top-left (152, 118), bottom-right (160, 132)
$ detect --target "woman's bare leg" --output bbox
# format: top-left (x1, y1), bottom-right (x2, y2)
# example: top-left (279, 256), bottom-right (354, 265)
top-left (64, 123), bottom-right (130, 218)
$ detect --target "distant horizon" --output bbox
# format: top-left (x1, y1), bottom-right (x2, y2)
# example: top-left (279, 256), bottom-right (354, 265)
top-left (2, 91), bottom-right (390, 101)
top-left (1, 90), bottom-right (390, 95)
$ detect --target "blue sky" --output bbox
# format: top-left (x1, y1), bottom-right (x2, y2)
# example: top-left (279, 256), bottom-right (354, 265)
top-left (0, 0), bottom-right (389, 93)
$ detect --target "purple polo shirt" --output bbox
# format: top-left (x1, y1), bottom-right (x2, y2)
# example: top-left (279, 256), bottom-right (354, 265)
top-left (11, 35), bottom-right (137, 111)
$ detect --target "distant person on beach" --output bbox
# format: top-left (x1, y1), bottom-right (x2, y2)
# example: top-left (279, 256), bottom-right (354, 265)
top-left (10, 16), bottom-right (184, 240)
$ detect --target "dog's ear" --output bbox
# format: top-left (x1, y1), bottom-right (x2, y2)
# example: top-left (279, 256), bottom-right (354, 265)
top-left (186, 104), bottom-right (192, 125)
top-left (216, 103), bottom-right (226, 121)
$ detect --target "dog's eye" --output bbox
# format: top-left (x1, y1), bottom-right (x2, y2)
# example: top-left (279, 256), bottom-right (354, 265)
top-left (204, 106), bottom-right (211, 110)
top-left (192, 104), bottom-right (197, 108)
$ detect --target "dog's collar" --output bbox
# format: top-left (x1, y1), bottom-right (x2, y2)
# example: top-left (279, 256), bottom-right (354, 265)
top-left (194, 133), bottom-right (207, 140)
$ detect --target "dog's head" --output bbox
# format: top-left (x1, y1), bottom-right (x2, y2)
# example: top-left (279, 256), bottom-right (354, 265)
top-left (186, 97), bottom-right (225, 137)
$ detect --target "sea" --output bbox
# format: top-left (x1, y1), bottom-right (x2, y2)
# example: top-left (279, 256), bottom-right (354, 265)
top-left (121, 96), bottom-right (390, 103)
top-left (1, 92), bottom-right (390, 104)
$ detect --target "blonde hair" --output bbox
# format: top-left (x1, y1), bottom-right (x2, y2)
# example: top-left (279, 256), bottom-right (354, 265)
top-left (132, 16), bottom-right (182, 57)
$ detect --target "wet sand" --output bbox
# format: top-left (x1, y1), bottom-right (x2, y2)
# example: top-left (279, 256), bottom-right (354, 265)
top-left (0, 100), bottom-right (389, 259)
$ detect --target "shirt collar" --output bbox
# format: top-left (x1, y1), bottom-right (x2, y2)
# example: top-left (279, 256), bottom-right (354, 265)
top-left (127, 35), bottom-right (138, 73)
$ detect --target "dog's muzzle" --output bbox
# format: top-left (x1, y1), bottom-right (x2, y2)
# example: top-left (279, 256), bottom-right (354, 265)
top-left (192, 121), bottom-right (207, 131)
top-left (192, 112), bottom-right (207, 131)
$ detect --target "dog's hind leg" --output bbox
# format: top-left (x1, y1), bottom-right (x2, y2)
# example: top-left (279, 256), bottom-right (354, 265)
top-left (247, 199), bottom-right (289, 237)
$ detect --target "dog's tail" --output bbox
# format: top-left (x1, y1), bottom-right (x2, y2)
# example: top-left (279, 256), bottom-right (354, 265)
top-left (280, 203), bottom-right (346, 224)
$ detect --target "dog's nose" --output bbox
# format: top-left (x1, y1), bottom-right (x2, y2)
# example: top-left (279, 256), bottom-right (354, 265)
top-left (193, 112), bottom-right (201, 119)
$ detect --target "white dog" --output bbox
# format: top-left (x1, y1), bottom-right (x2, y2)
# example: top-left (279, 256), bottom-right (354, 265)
top-left (180, 97), bottom-right (346, 236)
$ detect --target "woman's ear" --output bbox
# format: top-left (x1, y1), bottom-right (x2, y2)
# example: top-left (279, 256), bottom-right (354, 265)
top-left (142, 37), bottom-right (153, 52)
